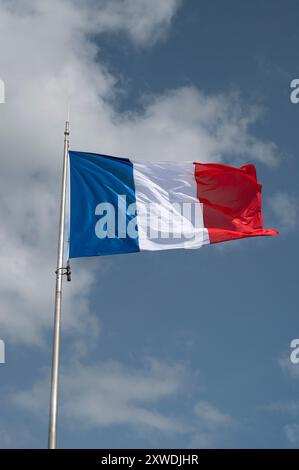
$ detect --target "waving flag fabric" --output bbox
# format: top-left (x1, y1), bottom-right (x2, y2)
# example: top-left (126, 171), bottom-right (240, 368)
top-left (67, 151), bottom-right (278, 258)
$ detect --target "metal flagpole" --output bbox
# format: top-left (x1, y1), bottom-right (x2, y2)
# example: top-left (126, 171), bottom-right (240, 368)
top-left (48, 120), bottom-right (70, 449)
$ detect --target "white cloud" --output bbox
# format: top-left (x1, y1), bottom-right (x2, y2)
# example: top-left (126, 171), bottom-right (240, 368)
top-left (84, 0), bottom-right (183, 46)
top-left (0, 0), bottom-right (280, 350)
top-left (3, 0), bottom-right (182, 47)
top-left (0, 0), bottom-right (182, 345)
top-left (284, 424), bottom-right (299, 445)
top-left (189, 431), bottom-right (215, 449)
top-left (13, 356), bottom-right (237, 447)
top-left (13, 358), bottom-right (188, 434)
top-left (279, 356), bottom-right (299, 380)
top-left (269, 192), bottom-right (298, 232)
top-left (265, 359), bottom-right (299, 447)
top-left (0, 425), bottom-right (36, 449)
top-left (190, 401), bottom-right (234, 448)
top-left (266, 401), bottom-right (299, 416)
top-left (194, 400), bottom-right (233, 427)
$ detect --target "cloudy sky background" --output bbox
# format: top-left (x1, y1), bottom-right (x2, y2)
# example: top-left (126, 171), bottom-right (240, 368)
top-left (0, 0), bottom-right (299, 448)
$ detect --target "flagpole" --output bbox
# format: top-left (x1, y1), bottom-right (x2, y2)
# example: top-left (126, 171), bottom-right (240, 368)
top-left (48, 120), bottom-right (70, 449)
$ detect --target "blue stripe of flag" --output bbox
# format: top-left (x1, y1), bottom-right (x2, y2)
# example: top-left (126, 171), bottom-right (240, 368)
top-left (69, 151), bottom-right (140, 258)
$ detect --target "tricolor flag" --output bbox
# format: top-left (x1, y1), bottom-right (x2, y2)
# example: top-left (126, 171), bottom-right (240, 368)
top-left (66, 151), bottom-right (278, 258)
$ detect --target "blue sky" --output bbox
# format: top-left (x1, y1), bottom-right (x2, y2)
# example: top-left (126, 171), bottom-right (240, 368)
top-left (0, 0), bottom-right (299, 448)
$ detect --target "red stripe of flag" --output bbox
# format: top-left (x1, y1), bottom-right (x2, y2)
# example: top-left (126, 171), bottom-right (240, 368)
top-left (194, 162), bottom-right (278, 244)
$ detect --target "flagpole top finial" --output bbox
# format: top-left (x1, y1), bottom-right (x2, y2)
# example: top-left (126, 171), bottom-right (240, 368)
top-left (64, 120), bottom-right (70, 136)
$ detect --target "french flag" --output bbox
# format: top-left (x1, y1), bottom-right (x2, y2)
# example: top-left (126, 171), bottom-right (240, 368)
top-left (67, 151), bottom-right (278, 258)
